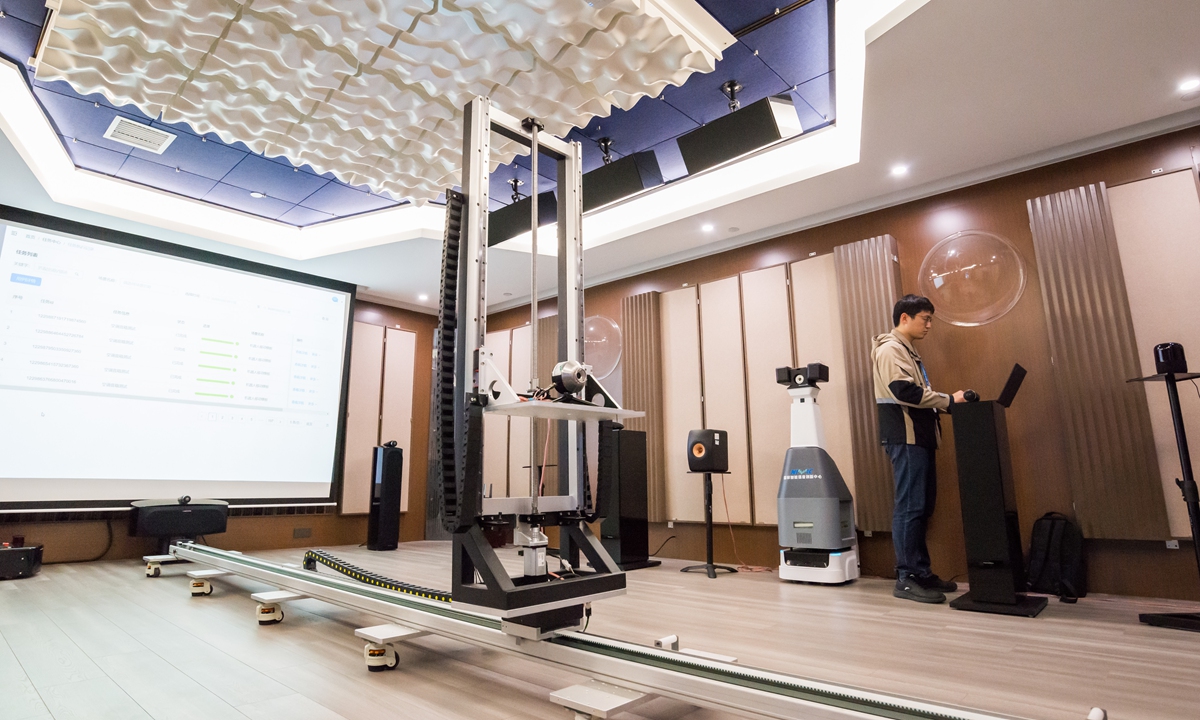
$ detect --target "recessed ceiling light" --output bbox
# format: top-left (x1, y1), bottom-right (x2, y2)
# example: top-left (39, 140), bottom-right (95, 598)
top-left (418, 294), bottom-right (429, 301)
top-left (891, 164), bottom-right (909, 177)
top-left (1179, 78), bottom-right (1200, 93)
top-left (701, 223), bottom-right (714, 232)
top-left (728, 226), bottom-right (740, 232)
top-left (249, 191), bottom-right (265, 199)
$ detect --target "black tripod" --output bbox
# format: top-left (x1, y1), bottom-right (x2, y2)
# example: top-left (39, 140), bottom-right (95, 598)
top-left (681, 472), bottom-right (738, 579)
top-left (1131, 370), bottom-right (1200, 632)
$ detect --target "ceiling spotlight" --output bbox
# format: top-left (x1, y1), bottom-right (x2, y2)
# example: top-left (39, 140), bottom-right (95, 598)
top-left (1179, 78), bottom-right (1200, 93)
top-left (249, 191), bottom-right (265, 199)
top-left (701, 223), bottom-right (714, 232)
top-left (891, 164), bottom-right (909, 177)
top-left (418, 294), bottom-right (429, 302)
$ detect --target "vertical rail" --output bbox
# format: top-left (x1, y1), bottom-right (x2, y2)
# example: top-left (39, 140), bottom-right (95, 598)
top-left (559, 139), bottom-right (585, 506)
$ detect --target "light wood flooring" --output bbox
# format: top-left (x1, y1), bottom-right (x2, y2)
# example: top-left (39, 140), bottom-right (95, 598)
top-left (1, 541), bottom-right (1198, 720)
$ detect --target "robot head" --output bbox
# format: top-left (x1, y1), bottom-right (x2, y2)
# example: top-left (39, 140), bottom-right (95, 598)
top-left (775, 363), bottom-right (829, 389)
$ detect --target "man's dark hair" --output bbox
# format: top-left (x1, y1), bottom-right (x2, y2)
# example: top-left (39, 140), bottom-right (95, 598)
top-left (893, 294), bottom-right (935, 327)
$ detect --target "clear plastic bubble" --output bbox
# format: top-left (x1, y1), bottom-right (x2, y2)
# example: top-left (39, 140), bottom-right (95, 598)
top-left (918, 230), bottom-right (1026, 327)
top-left (584, 315), bottom-right (622, 380)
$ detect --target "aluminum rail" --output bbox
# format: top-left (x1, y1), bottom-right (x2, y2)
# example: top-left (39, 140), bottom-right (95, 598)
top-left (169, 543), bottom-right (1029, 720)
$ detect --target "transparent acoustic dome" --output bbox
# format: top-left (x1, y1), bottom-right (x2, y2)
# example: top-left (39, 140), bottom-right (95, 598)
top-left (584, 315), bottom-right (622, 380)
top-left (917, 230), bottom-right (1027, 327)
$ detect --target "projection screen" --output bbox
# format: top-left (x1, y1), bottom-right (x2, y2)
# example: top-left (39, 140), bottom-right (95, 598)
top-left (0, 209), bottom-right (355, 509)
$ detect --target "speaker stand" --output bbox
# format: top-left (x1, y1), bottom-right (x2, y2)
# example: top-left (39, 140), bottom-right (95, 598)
top-left (616, 559), bottom-right (662, 571)
top-left (950, 591), bottom-right (1047, 617)
top-left (1131, 371), bottom-right (1200, 633)
top-left (681, 473), bottom-right (738, 579)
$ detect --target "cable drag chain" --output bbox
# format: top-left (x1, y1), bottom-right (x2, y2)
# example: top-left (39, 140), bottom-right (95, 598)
top-left (304, 549), bottom-right (452, 604)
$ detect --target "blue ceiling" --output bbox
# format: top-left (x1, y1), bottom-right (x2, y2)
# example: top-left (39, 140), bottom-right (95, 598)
top-left (0, 0), bottom-right (833, 226)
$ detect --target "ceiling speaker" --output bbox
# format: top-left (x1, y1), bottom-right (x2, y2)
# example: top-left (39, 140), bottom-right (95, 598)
top-left (676, 95), bottom-right (803, 176)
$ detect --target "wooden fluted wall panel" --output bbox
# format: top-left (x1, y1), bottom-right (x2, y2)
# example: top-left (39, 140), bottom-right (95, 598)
top-left (621, 292), bottom-right (667, 522)
top-left (834, 235), bottom-right (903, 532)
top-left (1027, 184), bottom-right (1168, 540)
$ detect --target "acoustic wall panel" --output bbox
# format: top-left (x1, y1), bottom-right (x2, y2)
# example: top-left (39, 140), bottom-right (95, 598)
top-left (1028, 183), bottom-right (1168, 540)
top-left (790, 256), bottom-right (856, 502)
top-left (341, 322), bottom-right (384, 515)
top-left (380, 328), bottom-right (416, 512)
top-left (698, 277), bottom-right (753, 524)
top-left (660, 286), bottom-right (705, 522)
top-left (741, 265), bottom-right (795, 525)
top-left (1107, 171), bottom-right (1200, 537)
top-left (622, 291), bottom-right (667, 522)
top-left (834, 235), bottom-right (902, 532)
top-left (482, 330), bottom-right (512, 499)
top-left (509, 324), bottom-right (533, 498)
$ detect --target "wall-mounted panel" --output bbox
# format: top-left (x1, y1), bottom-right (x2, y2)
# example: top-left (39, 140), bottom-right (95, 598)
top-left (1028, 183), bottom-right (1168, 540)
top-left (790, 255), bottom-right (856, 503)
top-left (380, 328), bottom-right (416, 513)
top-left (622, 292), bottom-right (667, 522)
top-left (482, 330), bottom-right (512, 499)
top-left (660, 286), bottom-right (705, 522)
top-left (699, 277), bottom-right (752, 524)
top-left (834, 236), bottom-right (903, 531)
top-left (509, 324), bottom-right (533, 498)
top-left (342, 322), bottom-right (384, 515)
top-left (741, 265), bottom-right (794, 525)
top-left (1108, 170), bottom-right (1200, 538)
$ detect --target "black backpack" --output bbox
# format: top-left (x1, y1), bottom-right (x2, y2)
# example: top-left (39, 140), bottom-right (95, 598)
top-left (1027, 512), bottom-right (1087, 602)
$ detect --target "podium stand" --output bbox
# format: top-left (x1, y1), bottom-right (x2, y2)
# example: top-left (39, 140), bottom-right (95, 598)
top-left (681, 473), bottom-right (737, 579)
top-left (950, 401), bottom-right (1047, 617)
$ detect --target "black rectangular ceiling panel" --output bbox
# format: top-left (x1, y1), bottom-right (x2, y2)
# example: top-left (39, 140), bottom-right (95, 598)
top-left (488, 190), bottom-right (557, 246)
top-left (675, 95), bottom-right (801, 176)
top-left (582, 151), bottom-right (663, 213)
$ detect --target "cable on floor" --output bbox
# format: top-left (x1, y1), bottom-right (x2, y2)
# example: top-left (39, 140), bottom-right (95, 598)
top-left (718, 476), bottom-right (771, 573)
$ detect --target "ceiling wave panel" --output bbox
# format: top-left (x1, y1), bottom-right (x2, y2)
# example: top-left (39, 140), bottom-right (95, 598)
top-left (37, 0), bottom-right (734, 204)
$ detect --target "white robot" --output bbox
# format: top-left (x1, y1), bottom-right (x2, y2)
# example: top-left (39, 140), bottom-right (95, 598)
top-left (776, 364), bottom-right (860, 584)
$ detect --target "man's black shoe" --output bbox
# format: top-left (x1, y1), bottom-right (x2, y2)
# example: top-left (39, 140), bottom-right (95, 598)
top-left (893, 577), bottom-right (946, 604)
top-left (915, 574), bottom-right (958, 593)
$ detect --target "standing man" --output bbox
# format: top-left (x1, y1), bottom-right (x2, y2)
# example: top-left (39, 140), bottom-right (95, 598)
top-left (872, 294), bottom-right (966, 603)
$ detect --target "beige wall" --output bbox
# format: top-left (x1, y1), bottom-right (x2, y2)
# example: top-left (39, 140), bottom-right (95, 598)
top-left (1109, 170), bottom-right (1200, 537)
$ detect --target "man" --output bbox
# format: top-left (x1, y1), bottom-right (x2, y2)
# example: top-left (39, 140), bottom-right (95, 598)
top-left (872, 294), bottom-right (966, 604)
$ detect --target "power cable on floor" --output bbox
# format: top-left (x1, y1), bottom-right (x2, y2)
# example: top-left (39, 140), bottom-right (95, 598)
top-left (649, 534), bottom-right (676, 557)
top-left (46, 519), bottom-right (113, 564)
top-left (718, 476), bottom-right (771, 572)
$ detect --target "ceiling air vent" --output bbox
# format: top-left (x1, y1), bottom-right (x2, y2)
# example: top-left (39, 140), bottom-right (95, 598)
top-left (102, 117), bottom-right (177, 154)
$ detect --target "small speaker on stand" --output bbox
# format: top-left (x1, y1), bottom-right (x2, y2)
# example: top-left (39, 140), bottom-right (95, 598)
top-left (367, 442), bottom-right (403, 551)
top-left (681, 430), bottom-right (737, 579)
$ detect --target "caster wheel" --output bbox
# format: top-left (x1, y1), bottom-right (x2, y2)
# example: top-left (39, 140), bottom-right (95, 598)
top-left (205, 588), bottom-right (213, 596)
top-left (367, 664), bottom-right (386, 673)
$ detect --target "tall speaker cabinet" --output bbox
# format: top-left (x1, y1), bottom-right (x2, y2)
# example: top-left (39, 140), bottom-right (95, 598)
top-left (950, 401), bottom-right (1046, 617)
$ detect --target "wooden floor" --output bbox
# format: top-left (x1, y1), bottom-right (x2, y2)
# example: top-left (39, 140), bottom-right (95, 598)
top-left (2, 542), bottom-right (1198, 720)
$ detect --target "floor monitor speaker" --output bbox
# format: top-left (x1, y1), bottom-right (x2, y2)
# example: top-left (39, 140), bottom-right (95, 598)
top-left (367, 443), bottom-right (404, 551)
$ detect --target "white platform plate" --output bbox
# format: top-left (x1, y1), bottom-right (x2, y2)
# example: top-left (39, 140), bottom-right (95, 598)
top-left (484, 400), bottom-right (643, 423)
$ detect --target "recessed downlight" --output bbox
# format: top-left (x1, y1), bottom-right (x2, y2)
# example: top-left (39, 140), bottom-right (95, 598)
top-left (1179, 78), bottom-right (1200, 93)
top-left (249, 191), bottom-right (265, 199)
top-left (891, 164), bottom-right (909, 177)
top-left (701, 223), bottom-right (714, 232)
top-left (418, 294), bottom-right (429, 302)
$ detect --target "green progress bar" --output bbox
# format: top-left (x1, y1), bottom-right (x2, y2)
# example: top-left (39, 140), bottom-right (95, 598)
top-left (201, 337), bottom-right (237, 345)
top-left (197, 378), bottom-right (232, 385)
top-left (200, 350), bottom-right (233, 358)
top-left (195, 391), bottom-right (231, 398)
top-left (199, 364), bottom-right (232, 371)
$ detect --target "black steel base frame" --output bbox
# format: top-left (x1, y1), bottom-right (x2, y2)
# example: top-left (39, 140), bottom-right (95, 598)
top-left (949, 592), bottom-right (1047, 617)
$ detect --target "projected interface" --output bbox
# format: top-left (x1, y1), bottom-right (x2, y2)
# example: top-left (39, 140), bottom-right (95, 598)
top-left (0, 222), bottom-right (351, 502)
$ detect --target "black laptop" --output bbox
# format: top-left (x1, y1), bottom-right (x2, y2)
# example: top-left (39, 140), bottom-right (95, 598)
top-left (996, 363), bottom-right (1027, 408)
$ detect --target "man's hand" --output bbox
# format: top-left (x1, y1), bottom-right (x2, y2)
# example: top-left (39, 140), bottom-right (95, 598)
top-left (952, 390), bottom-right (967, 404)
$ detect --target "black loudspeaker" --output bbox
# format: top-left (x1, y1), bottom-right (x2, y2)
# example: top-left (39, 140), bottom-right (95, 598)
top-left (582, 151), bottom-right (663, 212)
top-left (676, 95), bottom-right (801, 175)
top-left (1155, 342), bottom-right (1188, 375)
top-left (130, 499), bottom-right (228, 552)
top-left (367, 443), bottom-right (404, 551)
top-left (600, 429), bottom-right (661, 571)
top-left (950, 402), bottom-right (1046, 617)
top-left (487, 190), bottom-right (557, 246)
top-left (687, 429), bottom-right (728, 474)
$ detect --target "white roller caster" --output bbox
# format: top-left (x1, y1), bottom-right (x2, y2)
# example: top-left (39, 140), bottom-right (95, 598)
top-left (257, 603), bottom-right (284, 625)
top-left (190, 579), bottom-right (213, 596)
top-left (364, 642), bottom-right (398, 672)
top-left (146, 562), bottom-right (161, 578)
top-left (1087, 709), bottom-right (1107, 720)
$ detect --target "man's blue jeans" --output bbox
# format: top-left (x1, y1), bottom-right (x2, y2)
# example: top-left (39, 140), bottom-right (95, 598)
top-left (884, 443), bottom-right (937, 581)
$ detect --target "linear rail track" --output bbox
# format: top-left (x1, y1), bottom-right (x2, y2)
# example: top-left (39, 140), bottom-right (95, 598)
top-left (169, 543), bottom-right (1028, 720)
